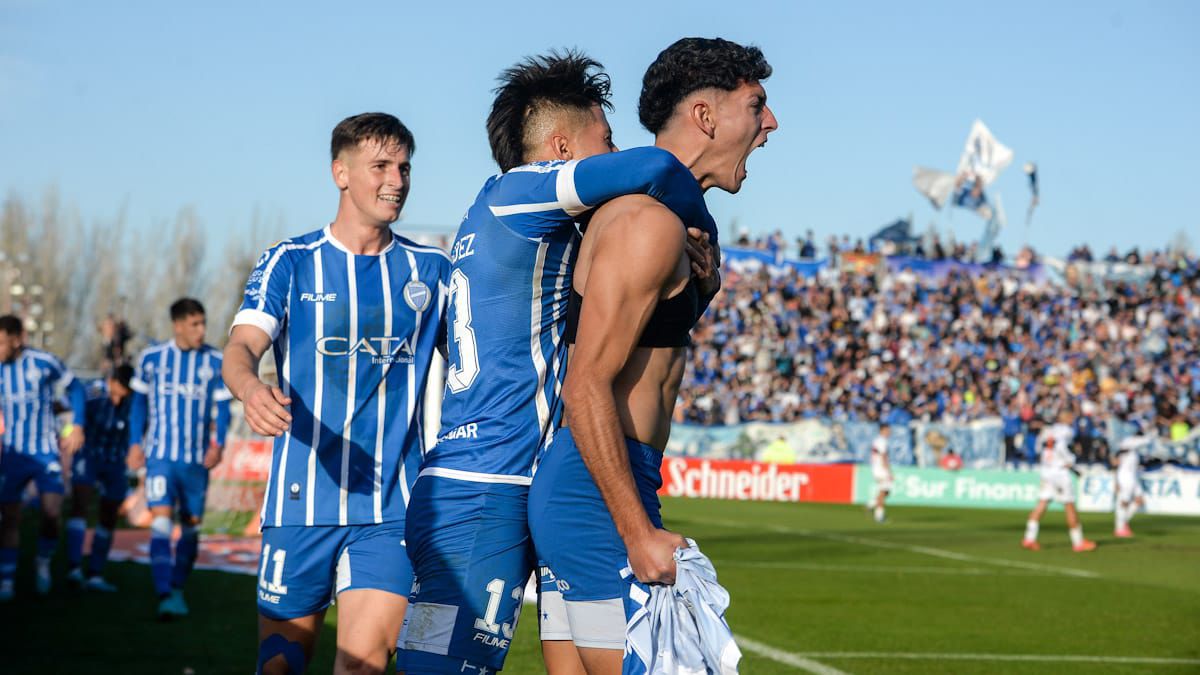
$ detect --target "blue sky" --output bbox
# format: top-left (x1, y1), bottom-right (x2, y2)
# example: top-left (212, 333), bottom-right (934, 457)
top-left (1, 0), bottom-right (1197, 258)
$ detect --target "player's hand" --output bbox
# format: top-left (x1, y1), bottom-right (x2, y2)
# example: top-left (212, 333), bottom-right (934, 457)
top-left (127, 443), bottom-right (146, 471)
top-left (203, 444), bottom-right (224, 470)
top-left (685, 227), bottom-right (721, 297)
top-left (627, 527), bottom-right (688, 585)
top-left (241, 380), bottom-right (292, 437)
top-left (59, 423), bottom-right (85, 455)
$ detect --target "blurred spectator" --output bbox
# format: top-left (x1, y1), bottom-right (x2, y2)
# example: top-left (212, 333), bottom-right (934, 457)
top-left (939, 448), bottom-right (964, 471)
top-left (759, 435), bottom-right (796, 464)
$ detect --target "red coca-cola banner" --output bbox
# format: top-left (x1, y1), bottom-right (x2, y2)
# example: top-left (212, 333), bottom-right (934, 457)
top-left (658, 456), bottom-right (854, 504)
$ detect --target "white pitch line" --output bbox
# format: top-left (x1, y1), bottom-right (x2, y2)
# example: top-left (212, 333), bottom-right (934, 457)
top-left (720, 560), bottom-right (1061, 577)
top-left (795, 651), bottom-right (1200, 666)
top-left (736, 636), bottom-right (852, 675)
top-left (702, 518), bottom-right (1098, 579)
top-left (804, 528), bottom-right (1100, 579)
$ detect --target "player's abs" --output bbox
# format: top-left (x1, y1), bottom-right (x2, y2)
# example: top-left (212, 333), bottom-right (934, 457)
top-left (610, 345), bottom-right (686, 451)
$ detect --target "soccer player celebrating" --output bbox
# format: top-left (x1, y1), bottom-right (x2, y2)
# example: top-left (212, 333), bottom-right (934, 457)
top-left (1021, 411), bottom-right (1096, 552)
top-left (1113, 421), bottom-right (1149, 537)
top-left (0, 314), bottom-right (86, 600)
top-left (126, 298), bottom-right (231, 618)
top-left (65, 364), bottom-right (136, 592)
top-left (528, 37), bottom-right (777, 672)
top-left (401, 52), bottom-right (713, 675)
top-left (223, 113), bottom-right (449, 674)
top-left (868, 425), bottom-right (893, 523)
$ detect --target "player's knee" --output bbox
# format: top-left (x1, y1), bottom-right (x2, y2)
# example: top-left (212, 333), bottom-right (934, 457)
top-left (334, 649), bottom-right (388, 675)
top-left (257, 634), bottom-right (307, 675)
top-left (151, 515), bottom-right (173, 539)
top-left (185, 514), bottom-right (202, 527)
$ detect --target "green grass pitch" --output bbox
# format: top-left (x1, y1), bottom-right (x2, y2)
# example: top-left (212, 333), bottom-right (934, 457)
top-left (1, 498), bottom-right (1197, 673)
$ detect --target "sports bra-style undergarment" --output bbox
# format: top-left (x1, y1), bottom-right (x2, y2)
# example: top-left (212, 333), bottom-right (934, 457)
top-left (563, 278), bottom-right (701, 348)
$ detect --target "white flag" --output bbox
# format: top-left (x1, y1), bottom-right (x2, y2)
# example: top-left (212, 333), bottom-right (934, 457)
top-left (956, 119), bottom-right (1013, 186)
top-left (912, 166), bottom-right (956, 209)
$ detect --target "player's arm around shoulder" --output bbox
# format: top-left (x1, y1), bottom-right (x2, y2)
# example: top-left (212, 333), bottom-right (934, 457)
top-left (563, 195), bottom-right (688, 585)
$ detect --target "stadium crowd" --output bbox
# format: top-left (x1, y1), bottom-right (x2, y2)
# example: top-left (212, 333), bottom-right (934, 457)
top-left (676, 236), bottom-right (1200, 464)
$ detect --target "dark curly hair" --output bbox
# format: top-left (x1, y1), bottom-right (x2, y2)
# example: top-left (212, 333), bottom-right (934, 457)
top-left (487, 49), bottom-right (613, 172)
top-left (330, 112), bottom-right (416, 161)
top-left (638, 37), bottom-right (772, 135)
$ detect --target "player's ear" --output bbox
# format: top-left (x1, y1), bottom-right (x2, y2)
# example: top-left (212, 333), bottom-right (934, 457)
top-left (551, 133), bottom-right (572, 161)
top-left (332, 158), bottom-right (350, 190)
top-left (689, 96), bottom-right (717, 140)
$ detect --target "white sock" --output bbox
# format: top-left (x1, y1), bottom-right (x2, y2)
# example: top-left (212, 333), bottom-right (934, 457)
top-left (1125, 503), bottom-right (1137, 524)
top-left (1069, 526), bottom-right (1084, 547)
top-left (874, 506), bottom-right (885, 521)
top-left (1024, 520), bottom-right (1039, 542)
top-left (1116, 504), bottom-right (1129, 530)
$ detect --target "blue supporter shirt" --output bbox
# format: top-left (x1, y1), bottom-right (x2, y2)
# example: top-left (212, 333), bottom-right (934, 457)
top-left (426, 147), bottom-right (713, 483)
top-left (232, 226), bottom-right (450, 527)
top-left (0, 347), bottom-right (85, 457)
top-left (130, 342), bottom-right (232, 465)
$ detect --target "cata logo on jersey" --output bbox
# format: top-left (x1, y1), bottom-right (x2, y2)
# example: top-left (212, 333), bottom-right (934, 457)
top-left (316, 335), bottom-right (416, 365)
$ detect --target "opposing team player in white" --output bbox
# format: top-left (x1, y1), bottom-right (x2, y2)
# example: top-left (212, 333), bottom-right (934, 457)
top-left (867, 425), bottom-right (892, 523)
top-left (1021, 412), bottom-right (1096, 552)
top-left (1113, 422), bottom-right (1149, 538)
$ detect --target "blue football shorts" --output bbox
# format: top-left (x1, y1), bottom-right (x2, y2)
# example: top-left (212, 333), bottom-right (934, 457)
top-left (257, 521), bottom-right (412, 621)
top-left (0, 452), bottom-right (65, 502)
top-left (144, 460), bottom-right (209, 519)
top-left (71, 453), bottom-right (129, 500)
top-left (527, 427), bottom-right (664, 651)
top-left (401, 473), bottom-right (536, 673)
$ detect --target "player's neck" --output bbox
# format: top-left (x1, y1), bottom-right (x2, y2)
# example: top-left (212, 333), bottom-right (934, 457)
top-left (172, 338), bottom-right (197, 352)
top-left (654, 135), bottom-right (712, 191)
top-left (328, 218), bottom-right (393, 256)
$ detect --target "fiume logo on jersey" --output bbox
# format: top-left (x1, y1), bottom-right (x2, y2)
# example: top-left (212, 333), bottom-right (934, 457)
top-left (403, 281), bottom-right (431, 312)
top-left (301, 292), bottom-right (337, 303)
top-left (316, 336), bottom-right (415, 365)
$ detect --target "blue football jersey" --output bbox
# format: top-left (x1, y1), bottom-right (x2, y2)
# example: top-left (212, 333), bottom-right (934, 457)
top-left (0, 348), bottom-right (79, 456)
top-left (79, 378), bottom-right (132, 464)
top-left (427, 147), bottom-right (713, 482)
top-left (130, 342), bottom-right (232, 465)
top-left (233, 226), bottom-right (450, 528)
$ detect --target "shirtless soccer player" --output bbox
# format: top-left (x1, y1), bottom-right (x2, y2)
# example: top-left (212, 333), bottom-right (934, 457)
top-left (529, 37), bottom-right (778, 673)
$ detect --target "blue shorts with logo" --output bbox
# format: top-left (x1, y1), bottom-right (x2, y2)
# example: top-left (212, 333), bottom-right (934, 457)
top-left (402, 474), bottom-right (535, 673)
top-left (528, 428), bottom-right (664, 605)
top-left (0, 452), bottom-right (65, 502)
top-left (144, 460), bottom-right (209, 519)
top-left (72, 453), bottom-right (129, 501)
top-left (257, 522), bottom-right (412, 621)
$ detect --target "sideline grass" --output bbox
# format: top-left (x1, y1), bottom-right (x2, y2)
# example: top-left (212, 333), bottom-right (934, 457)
top-left (0, 498), bottom-right (1196, 673)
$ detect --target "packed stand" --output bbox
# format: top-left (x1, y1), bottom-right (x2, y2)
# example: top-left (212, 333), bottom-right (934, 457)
top-left (676, 239), bottom-right (1200, 465)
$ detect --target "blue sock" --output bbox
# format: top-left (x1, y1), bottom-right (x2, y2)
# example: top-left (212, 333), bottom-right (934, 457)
top-left (0, 547), bottom-right (17, 584)
top-left (36, 536), bottom-right (57, 562)
top-left (150, 534), bottom-right (173, 597)
top-left (89, 527), bottom-right (113, 577)
top-left (171, 526), bottom-right (199, 589)
top-left (66, 518), bottom-right (87, 568)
